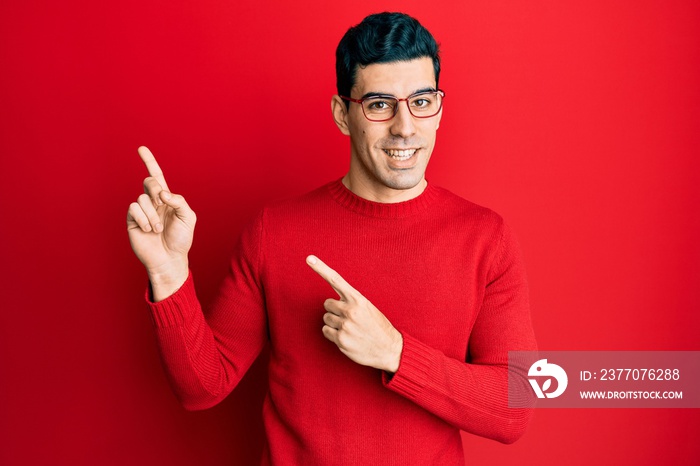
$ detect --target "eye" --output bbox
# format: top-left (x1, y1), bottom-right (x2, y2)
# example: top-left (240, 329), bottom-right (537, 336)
top-left (411, 97), bottom-right (432, 108)
top-left (366, 99), bottom-right (394, 111)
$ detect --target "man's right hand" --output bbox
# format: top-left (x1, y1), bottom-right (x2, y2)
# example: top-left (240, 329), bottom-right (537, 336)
top-left (126, 146), bottom-right (196, 301)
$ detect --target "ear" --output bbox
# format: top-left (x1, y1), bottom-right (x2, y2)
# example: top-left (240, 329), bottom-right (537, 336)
top-left (331, 95), bottom-right (351, 136)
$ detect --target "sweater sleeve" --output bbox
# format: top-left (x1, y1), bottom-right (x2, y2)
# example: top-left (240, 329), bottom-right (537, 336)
top-left (146, 211), bottom-right (268, 410)
top-left (383, 221), bottom-right (537, 444)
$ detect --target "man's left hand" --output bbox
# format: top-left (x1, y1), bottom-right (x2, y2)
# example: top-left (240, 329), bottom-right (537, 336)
top-left (306, 255), bottom-right (403, 373)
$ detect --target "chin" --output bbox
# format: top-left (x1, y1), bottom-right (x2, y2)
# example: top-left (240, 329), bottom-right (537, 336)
top-left (382, 172), bottom-right (425, 190)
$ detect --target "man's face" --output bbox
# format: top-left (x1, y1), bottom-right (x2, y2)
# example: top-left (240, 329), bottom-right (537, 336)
top-left (333, 57), bottom-right (442, 202)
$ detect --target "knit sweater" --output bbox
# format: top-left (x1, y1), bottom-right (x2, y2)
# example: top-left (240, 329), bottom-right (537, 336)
top-left (147, 179), bottom-right (537, 465)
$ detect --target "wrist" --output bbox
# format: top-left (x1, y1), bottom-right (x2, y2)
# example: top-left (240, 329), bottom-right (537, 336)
top-left (147, 259), bottom-right (189, 302)
top-left (384, 330), bottom-right (404, 374)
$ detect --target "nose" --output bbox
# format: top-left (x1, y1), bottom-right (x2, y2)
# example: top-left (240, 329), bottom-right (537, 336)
top-left (389, 101), bottom-right (417, 138)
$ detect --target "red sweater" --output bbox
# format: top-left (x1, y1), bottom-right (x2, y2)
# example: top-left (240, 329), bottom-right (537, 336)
top-left (148, 179), bottom-right (537, 465)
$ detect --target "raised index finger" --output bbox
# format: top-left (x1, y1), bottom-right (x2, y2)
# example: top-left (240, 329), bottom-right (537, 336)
top-left (138, 146), bottom-right (170, 191)
top-left (306, 255), bottom-right (355, 301)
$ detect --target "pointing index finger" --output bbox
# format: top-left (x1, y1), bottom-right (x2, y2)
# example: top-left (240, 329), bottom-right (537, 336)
top-left (138, 146), bottom-right (170, 191)
top-left (306, 255), bottom-right (354, 301)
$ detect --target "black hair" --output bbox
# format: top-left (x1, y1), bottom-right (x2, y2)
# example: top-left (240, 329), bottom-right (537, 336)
top-left (336, 12), bottom-right (441, 104)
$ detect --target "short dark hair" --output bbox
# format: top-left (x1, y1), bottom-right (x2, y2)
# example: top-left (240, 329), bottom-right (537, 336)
top-left (335, 12), bottom-right (441, 103)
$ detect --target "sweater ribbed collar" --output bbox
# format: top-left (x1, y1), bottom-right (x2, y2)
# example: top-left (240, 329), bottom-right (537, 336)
top-left (326, 178), bottom-right (439, 218)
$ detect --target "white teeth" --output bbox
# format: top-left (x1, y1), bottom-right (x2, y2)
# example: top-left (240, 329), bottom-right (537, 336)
top-left (385, 149), bottom-right (417, 159)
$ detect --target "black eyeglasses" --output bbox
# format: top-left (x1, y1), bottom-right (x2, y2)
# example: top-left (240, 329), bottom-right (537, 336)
top-left (340, 89), bottom-right (445, 122)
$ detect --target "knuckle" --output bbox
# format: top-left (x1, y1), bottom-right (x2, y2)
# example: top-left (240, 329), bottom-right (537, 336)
top-left (127, 203), bottom-right (142, 220)
top-left (143, 176), bottom-right (160, 187)
top-left (329, 270), bottom-right (343, 284)
top-left (336, 333), bottom-right (351, 351)
top-left (344, 305), bottom-right (357, 320)
top-left (322, 326), bottom-right (334, 340)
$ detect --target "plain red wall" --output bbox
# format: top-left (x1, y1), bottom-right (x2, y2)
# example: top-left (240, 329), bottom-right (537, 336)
top-left (1, 1), bottom-right (698, 465)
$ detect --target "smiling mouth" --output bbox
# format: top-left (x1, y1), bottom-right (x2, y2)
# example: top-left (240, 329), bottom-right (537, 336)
top-left (383, 148), bottom-right (418, 161)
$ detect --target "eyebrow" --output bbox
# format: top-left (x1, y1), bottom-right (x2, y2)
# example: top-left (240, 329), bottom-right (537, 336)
top-left (360, 87), bottom-right (437, 100)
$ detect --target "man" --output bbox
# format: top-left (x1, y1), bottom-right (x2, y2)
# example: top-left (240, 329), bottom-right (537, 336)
top-left (127, 12), bottom-right (537, 465)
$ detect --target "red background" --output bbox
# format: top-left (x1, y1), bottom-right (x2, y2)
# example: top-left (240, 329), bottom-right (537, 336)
top-left (1, 1), bottom-right (698, 464)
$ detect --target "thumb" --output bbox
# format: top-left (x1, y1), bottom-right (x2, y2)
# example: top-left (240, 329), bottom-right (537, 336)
top-left (159, 190), bottom-right (196, 223)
